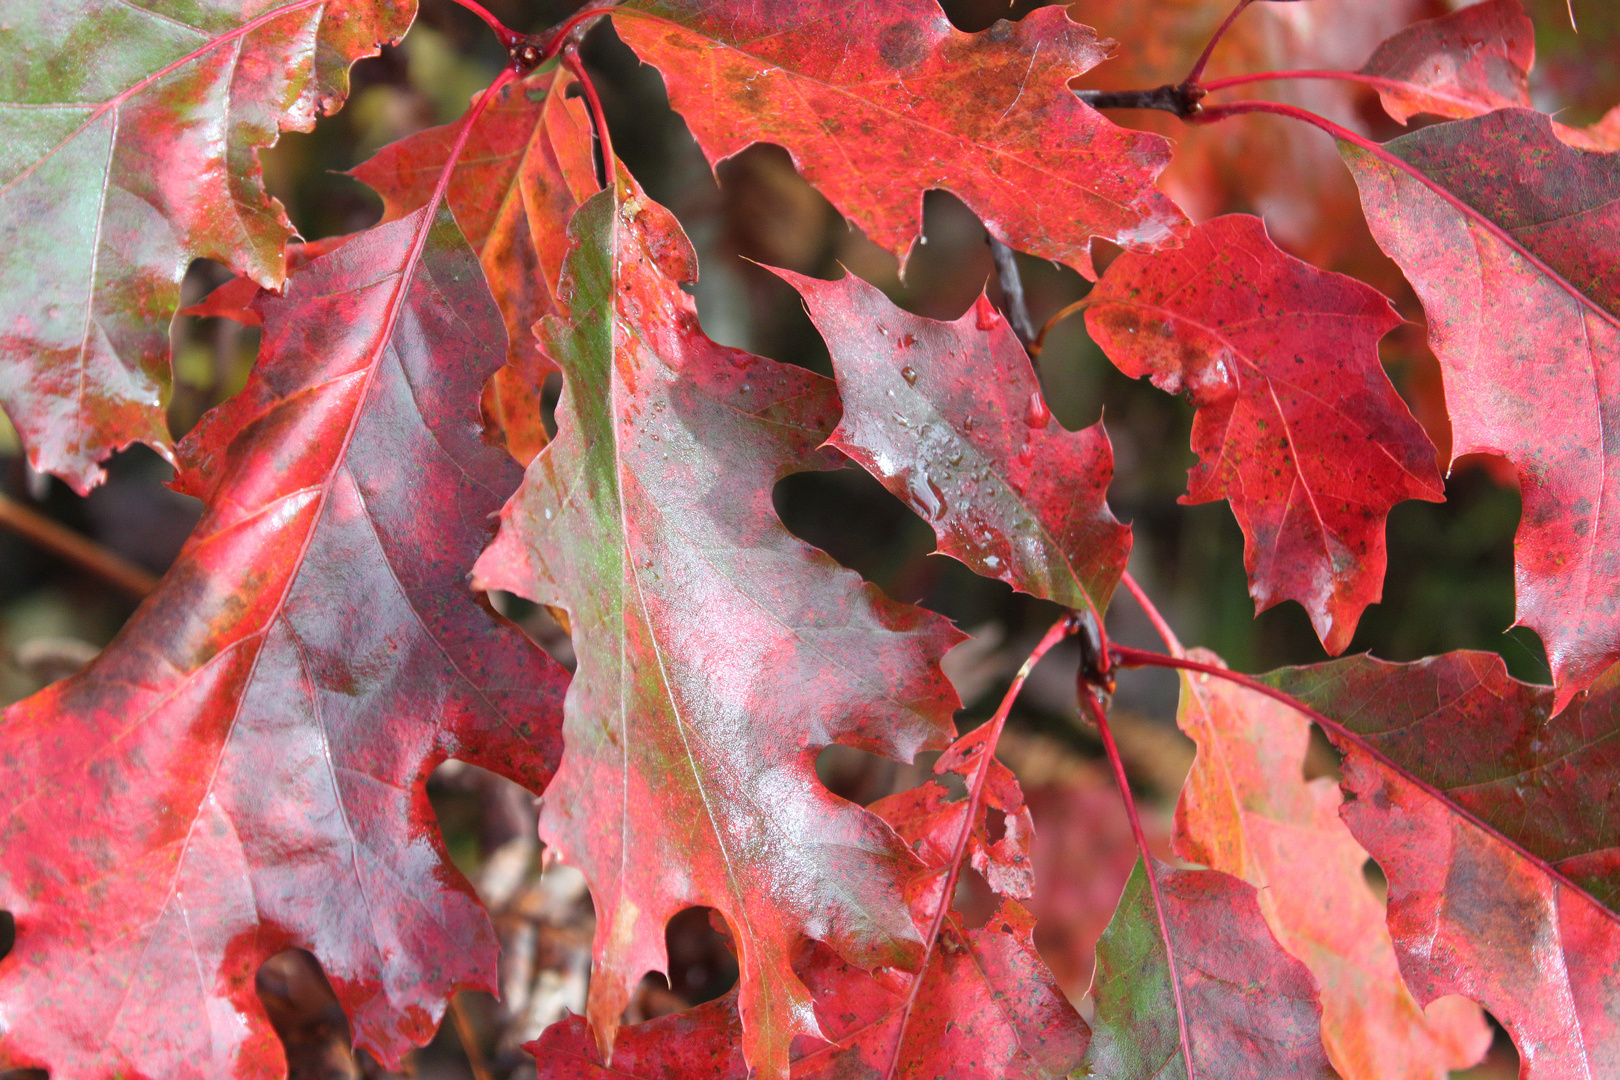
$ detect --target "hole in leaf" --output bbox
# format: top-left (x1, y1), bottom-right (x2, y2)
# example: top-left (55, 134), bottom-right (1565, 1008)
top-left (626, 907), bottom-right (740, 1023)
top-left (816, 745), bottom-right (945, 806)
top-left (1303, 723), bottom-right (1342, 782)
top-left (0, 909), bottom-right (14, 962)
top-left (984, 806), bottom-right (1008, 846)
top-left (256, 949), bottom-right (357, 1080)
top-left (954, 865), bottom-right (997, 929)
top-left (0, 1070), bottom-right (48, 1080)
top-left (1362, 857), bottom-right (1388, 905)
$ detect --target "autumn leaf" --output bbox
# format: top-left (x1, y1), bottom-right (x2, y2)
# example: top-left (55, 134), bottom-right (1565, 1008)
top-left (1266, 652), bottom-right (1620, 1078)
top-left (779, 269), bottom-right (1130, 617)
top-left (352, 65), bottom-right (597, 464)
top-left (471, 169), bottom-right (963, 1080)
top-left (1082, 856), bottom-right (1338, 1080)
top-left (1068, 0), bottom-right (1422, 268)
top-left (1342, 108), bottom-right (1620, 707)
top-left (0, 203), bottom-right (566, 1079)
top-left (525, 740), bottom-right (1087, 1079)
top-left (1084, 214), bottom-right (1442, 653)
top-left (0, 0), bottom-right (413, 492)
top-left (609, 0), bottom-right (1185, 278)
top-left (1358, 0), bottom-right (1534, 123)
top-left (1173, 648), bottom-right (1490, 1079)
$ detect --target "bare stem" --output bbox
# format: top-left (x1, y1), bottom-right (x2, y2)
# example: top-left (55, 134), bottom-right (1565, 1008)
top-left (1028, 294), bottom-right (1096, 360)
top-left (1081, 684), bottom-right (1195, 1079)
top-left (1194, 99), bottom-right (1620, 335)
top-left (1075, 84), bottom-right (1205, 117)
top-left (528, 0), bottom-right (618, 64)
top-left (1120, 571), bottom-right (1183, 657)
top-left (563, 47), bottom-right (615, 187)
top-left (448, 993), bottom-right (496, 1080)
top-left (986, 235), bottom-right (1036, 345)
top-left (883, 614), bottom-right (1078, 1078)
top-left (1184, 0), bottom-right (1254, 86)
top-left (0, 492), bottom-right (158, 598)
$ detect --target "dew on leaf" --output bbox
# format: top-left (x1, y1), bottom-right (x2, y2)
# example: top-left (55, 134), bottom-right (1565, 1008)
top-left (901, 366), bottom-right (919, 386)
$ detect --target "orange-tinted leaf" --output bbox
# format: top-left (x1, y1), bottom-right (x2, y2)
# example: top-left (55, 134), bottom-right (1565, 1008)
top-left (1359, 0), bottom-right (1534, 123)
top-left (611, 0), bottom-right (1184, 277)
top-left (1085, 214), bottom-right (1442, 653)
top-left (1267, 653), bottom-right (1620, 1078)
top-left (353, 67), bottom-right (597, 463)
top-left (779, 269), bottom-right (1130, 616)
top-left (1343, 109), bottom-right (1620, 706)
top-left (1173, 648), bottom-right (1489, 1079)
top-left (0, 0), bottom-right (412, 492)
top-left (472, 171), bottom-right (963, 1080)
top-left (0, 204), bottom-right (566, 1079)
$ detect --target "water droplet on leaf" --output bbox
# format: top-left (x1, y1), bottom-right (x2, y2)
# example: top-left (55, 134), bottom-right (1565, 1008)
top-left (900, 366), bottom-right (918, 386)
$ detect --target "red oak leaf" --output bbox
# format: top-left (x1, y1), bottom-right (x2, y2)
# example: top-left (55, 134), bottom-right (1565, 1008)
top-left (1358, 0), bottom-right (1534, 123)
top-left (1082, 856), bottom-right (1337, 1080)
top-left (1266, 652), bottom-right (1620, 1078)
top-left (1173, 649), bottom-right (1490, 1080)
top-left (1085, 214), bottom-right (1442, 653)
top-left (180, 235), bottom-right (357, 327)
top-left (1342, 109), bottom-right (1620, 707)
top-left (526, 740), bottom-right (1086, 1079)
top-left (610, 0), bottom-right (1185, 277)
top-left (0, 0), bottom-right (412, 492)
top-left (352, 67), bottom-right (597, 464)
top-left (471, 170), bottom-right (963, 1080)
top-left (0, 203), bottom-right (567, 1079)
top-left (778, 269), bottom-right (1130, 617)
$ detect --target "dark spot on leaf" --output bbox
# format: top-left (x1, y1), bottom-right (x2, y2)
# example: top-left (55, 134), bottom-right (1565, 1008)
top-left (878, 23), bottom-right (928, 72)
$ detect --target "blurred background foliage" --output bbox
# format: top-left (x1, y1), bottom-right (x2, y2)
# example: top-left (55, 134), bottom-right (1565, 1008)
top-left (2, 1), bottom-right (1613, 1077)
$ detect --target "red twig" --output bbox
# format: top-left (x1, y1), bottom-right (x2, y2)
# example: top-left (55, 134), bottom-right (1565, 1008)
top-left (532, 0), bottom-right (619, 64)
top-left (562, 47), bottom-right (615, 187)
top-left (1120, 571), bottom-right (1183, 658)
top-left (1193, 99), bottom-right (1620, 336)
top-left (882, 614), bottom-right (1078, 1078)
top-left (1201, 68), bottom-right (1428, 98)
top-left (1081, 684), bottom-right (1196, 1079)
top-left (446, 0), bottom-right (521, 48)
top-left (1184, 0), bottom-right (1253, 86)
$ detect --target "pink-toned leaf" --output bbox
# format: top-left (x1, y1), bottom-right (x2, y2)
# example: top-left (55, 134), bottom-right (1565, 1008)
top-left (611, 0), bottom-right (1185, 278)
top-left (1359, 0), bottom-right (1534, 123)
top-left (0, 0), bottom-right (413, 492)
top-left (1082, 856), bottom-right (1338, 1079)
top-left (1173, 648), bottom-right (1490, 1079)
top-left (1266, 652), bottom-right (1620, 1078)
top-left (778, 269), bottom-right (1130, 616)
top-left (526, 740), bottom-right (1086, 1079)
top-left (1342, 109), bottom-right (1620, 707)
top-left (1085, 214), bottom-right (1442, 653)
top-left (471, 169), bottom-right (963, 1080)
top-left (352, 67), bottom-right (597, 464)
top-left (0, 204), bottom-right (566, 1079)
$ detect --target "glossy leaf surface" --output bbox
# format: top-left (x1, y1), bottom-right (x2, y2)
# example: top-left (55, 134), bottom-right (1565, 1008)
top-left (527, 746), bottom-right (1086, 1079)
top-left (0, 0), bottom-right (412, 491)
top-left (352, 66), bottom-right (596, 463)
top-left (1359, 0), bottom-right (1533, 123)
top-left (1173, 649), bottom-right (1489, 1079)
top-left (0, 205), bottom-right (567, 1079)
top-left (1086, 214), bottom-right (1442, 653)
top-left (781, 269), bottom-right (1130, 616)
top-left (612, 0), bottom-right (1184, 277)
top-left (1343, 109), bottom-right (1620, 706)
top-left (1267, 653), bottom-right (1620, 1079)
top-left (472, 172), bottom-right (963, 1080)
top-left (1082, 856), bottom-right (1337, 1080)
